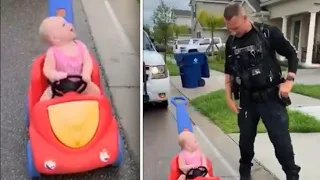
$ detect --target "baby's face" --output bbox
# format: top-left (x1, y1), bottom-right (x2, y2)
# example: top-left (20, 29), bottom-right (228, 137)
top-left (48, 17), bottom-right (76, 43)
top-left (185, 134), bottom-right (199, 151)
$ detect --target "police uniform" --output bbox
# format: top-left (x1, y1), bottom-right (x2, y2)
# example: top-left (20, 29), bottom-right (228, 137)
top-left (224, 22), bottom-right (301, 180)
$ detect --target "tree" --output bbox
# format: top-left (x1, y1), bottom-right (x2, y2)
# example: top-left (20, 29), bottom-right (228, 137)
top-left (152, 25), bottom-right (173, 45)
top-left (151, 0), bottom-right (175, 62)
top-left (197, 10), bottom-right (224, 57)
top-left (143, 24), bottom-right (151, 36)
top-left (172, 24), bottom-right (190, 38)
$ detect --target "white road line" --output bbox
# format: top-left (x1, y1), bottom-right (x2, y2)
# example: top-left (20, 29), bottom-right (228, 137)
top-left (103, 0), bottom-right (135, 52)
top-left (194, 125), bottom-right (239, 179)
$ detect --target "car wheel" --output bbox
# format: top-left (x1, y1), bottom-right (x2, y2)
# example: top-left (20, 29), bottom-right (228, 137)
top-left (112, 133), bottom-right (124, 167)
top-left (25, 96), bottom-right (29, 128)
top-left (26, 140), bottom-right (40, 179)
top-left (158, 100), bottom-right (168, 109)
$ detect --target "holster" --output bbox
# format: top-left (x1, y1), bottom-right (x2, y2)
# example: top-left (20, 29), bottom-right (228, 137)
top-left (247, 86), bottom-right (291, 106)
top-left (279, 95), bottom-right (292, 106)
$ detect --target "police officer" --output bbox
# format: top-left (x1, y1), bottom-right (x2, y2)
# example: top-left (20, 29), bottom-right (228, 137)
top-left (223, 3), bottom-right (301, 180)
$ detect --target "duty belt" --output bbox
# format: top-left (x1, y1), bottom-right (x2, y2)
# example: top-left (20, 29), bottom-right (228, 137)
top-left (242, 86), bottom-right (279, 102)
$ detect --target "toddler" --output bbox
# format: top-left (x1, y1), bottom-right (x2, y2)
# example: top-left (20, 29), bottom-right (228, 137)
top-left (178, 131), bottom-right (210, 180)
top-left (38, 16), bottom-right (100, 100)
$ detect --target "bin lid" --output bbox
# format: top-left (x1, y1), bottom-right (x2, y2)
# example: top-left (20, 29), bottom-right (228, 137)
top-left (176, 52), bottom-right (207, 66)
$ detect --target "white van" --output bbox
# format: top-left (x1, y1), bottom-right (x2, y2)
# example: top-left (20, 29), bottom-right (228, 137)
top-left (143, 31), bottom-right (170, 108)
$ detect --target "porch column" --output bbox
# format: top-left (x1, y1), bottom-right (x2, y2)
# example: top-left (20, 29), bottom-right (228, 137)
top-left (279, 16), bottom-right (288, 61)
top-left (282, 16), bottom-right (288, 38)
top-left (305, 11), bottom-right (317, 65)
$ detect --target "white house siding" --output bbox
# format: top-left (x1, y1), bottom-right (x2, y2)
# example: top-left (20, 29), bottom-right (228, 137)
top-left (176, 16), bottom-right (192, 27)
top-left (266, 0), bottom-right (319, 19)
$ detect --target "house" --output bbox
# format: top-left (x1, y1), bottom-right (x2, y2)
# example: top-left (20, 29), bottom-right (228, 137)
top-left (189, 0), bottom-right (267, 42)
top-left (172, 9), bottom-right (192, 27)
top-left (260, 0), bottom-right (320, 66)
top-left (189, 0), bottom-right (320, 66)
top-left (171, 9), bottom-right (193, 38)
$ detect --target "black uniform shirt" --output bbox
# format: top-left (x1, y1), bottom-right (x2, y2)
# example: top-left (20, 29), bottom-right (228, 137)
top-left (224, 23), bottom-right (299, 75)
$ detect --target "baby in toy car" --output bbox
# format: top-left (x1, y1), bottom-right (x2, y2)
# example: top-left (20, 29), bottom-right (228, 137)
top-left (178, 131), bottom-right (211, 180)
top-left (38, 16), bottom-right (100, 100)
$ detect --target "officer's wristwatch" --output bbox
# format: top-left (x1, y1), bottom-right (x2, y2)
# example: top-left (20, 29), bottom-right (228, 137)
top-left (286, 75), bottom-right (295, 82)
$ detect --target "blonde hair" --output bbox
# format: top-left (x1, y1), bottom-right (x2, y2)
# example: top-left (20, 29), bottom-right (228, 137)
top-left (39, 17), bottom-right (55, 44)
top-left (178, 131), bottom-right (192, 148)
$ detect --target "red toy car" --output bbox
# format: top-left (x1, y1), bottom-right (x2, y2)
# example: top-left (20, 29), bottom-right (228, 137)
top-left (25, 54), bottom-right (124, 179)
top-left (168, 155), bottom-right (221, 180)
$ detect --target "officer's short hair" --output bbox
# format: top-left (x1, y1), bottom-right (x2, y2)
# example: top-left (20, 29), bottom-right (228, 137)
top-left (224, 3), bottom-right (243, 21)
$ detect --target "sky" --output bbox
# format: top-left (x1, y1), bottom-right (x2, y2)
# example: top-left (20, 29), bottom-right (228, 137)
top-left (143, 0), bottom-right (190, 26)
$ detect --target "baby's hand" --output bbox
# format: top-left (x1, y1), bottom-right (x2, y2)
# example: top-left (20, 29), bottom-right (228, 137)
top-left (54, 71), bottom-right (68, 81)
top-left (189, 164), bottom-right (199, 169)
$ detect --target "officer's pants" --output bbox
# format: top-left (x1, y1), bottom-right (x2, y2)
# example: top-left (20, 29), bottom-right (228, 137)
top-left (238, 96), bottom-right (300, 177)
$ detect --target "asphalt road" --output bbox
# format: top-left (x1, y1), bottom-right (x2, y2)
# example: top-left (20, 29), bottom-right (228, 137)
top-left (0, 0), bottom-right (138, 179)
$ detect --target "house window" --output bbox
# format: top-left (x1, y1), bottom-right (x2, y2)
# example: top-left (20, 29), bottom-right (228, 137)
top-left (196, 32), bottom-right (201, 38)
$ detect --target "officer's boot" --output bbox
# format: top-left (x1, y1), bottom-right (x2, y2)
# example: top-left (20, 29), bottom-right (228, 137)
top-left (239, 164), bottom-right (252, 180)
top-left (286, 165), bottom-right (301, 180)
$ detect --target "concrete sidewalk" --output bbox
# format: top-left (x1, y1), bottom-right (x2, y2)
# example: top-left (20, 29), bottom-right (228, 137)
top-left (170, 69), bottom-right (320, 180)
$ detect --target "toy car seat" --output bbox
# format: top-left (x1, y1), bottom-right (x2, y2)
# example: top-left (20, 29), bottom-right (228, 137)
top-left (28, 53), bottom-right (103, 110)
top-left (168, 155), bottom-right (214, 180)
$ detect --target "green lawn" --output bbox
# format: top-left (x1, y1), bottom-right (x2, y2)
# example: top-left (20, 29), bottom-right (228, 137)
top-left (292, 84), bottom-right (320, 99)
top-left (208, 59), bottom-right (225, 72)
top-left (190, 89), bottom-right (320, 133)
top-left (166, 61), bottom-right (180, 76)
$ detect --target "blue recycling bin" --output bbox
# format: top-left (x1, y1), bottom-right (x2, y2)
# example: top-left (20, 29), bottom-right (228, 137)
top-left (174, 52), bottom-right (210, 88)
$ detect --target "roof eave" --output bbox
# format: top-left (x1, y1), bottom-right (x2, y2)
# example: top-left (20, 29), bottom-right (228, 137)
top-left (260, 0), bottom-right (284, 7)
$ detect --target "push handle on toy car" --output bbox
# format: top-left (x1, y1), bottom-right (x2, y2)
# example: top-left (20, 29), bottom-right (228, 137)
top-left (186, 166), bottom-right (208, 179)
top-left (50, 75), bottom-right (87, 97)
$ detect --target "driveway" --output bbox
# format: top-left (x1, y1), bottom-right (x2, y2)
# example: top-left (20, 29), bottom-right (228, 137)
top-left (295, 69), bottom-right (320, 84)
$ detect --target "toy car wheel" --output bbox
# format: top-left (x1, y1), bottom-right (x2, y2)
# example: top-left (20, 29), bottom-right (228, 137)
top-left (25, 96), bottom-right (29, 127)
top-left (26, 140), bottom-right (40, 179)
top-left (112, 133), bottom-right (124, 167)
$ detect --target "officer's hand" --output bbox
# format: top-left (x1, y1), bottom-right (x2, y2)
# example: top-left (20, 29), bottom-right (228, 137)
top-left (279, 81), bottom-right (294, 97)
top-left (227, 99), bottom-right (241, 114)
